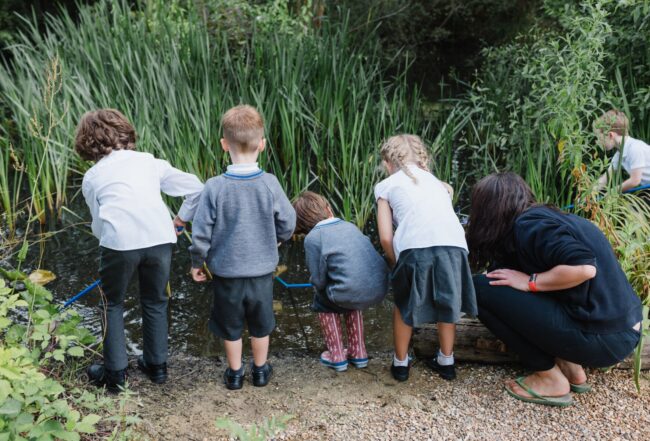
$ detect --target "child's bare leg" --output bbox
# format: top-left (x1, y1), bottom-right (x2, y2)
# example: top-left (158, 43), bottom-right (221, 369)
top-left (437, 322), bottom-right (456, 356)
top-left (393, 306), bottom-right (412, 361)
top-left (224, 339), bottom-right (243, 370)
top-left (251, 335), bottom-right (270, 367)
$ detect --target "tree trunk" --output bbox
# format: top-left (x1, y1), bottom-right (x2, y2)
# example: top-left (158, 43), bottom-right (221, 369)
top-left (412, 317), bottom-right (649, 370)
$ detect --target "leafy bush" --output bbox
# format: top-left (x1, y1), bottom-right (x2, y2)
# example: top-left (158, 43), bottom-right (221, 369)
top-left (0, 274), bottom-right (101, 440)
top-left (329, 0), bottom-right (539, 97)
top-left (450, 1), bottom-right (613, 206)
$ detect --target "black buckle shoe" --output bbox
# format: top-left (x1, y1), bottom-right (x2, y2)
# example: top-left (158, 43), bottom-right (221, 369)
top-left (424, 358), bottom-right (456, 381)
top-left (137, 355), bottom-right (168, 384)
top-left (223, 366), bottom-right (245, 390)
top-left (87, 363), bottom-right (126, 393)
top-left (251, 362), bottom-right (273, 387)
top-left (390, 363), bottom-right (410, 382)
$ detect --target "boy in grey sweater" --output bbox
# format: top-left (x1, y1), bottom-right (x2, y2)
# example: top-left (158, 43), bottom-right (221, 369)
top-left (293, 192), bottom-right (388, 372)
top-left (190, 105), bottom-right (296, 390)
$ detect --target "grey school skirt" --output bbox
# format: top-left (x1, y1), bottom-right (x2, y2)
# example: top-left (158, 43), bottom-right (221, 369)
top-left (391, 246), bottom-right (477, 327)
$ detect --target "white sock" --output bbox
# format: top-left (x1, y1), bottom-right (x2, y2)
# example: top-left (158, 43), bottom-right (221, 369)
top-left (393, 353), bottom-right (409, 367)
top-left (437, 349), bottom-right (454, 366)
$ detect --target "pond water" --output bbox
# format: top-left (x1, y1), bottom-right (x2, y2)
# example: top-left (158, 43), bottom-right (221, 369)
top-left (33, 223), bottom-right (394, 359)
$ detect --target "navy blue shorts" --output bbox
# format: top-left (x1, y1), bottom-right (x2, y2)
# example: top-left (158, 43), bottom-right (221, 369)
top-left (209, 273), bottom-right (275, 341)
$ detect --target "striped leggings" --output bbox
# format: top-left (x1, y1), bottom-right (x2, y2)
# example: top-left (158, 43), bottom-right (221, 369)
top-left (318, 310), bottom-right (367, 363)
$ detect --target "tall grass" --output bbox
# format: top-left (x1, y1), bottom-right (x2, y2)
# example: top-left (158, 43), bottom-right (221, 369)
top-left (0, 0), bottom-right (427, 230)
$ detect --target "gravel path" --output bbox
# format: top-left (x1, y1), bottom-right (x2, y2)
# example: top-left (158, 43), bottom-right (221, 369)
top-left (131, 352), bottom-right (650, 440)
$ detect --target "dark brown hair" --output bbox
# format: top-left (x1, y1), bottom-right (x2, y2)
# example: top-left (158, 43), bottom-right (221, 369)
top-left (293, 191), bottom-right (332, 235)
top-left (74, 109), bottom-right (136, 161)
top-left (466, 172), bottom-right (536, 269)
top-left (221, 104), bottom-right (265, 153)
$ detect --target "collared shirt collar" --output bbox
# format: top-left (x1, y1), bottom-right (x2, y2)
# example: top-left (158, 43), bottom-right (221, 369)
top-left (226, 162), bottom-right (261, 175)
top-left (315, 217), bottom-right (341, 228)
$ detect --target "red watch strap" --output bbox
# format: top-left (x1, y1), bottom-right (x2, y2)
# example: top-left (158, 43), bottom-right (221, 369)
top-left (528, 273), bottom-right (538, 292)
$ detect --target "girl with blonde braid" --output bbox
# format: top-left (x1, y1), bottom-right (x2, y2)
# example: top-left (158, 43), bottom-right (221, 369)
top-left (374, 134), bottom-right (477, 381)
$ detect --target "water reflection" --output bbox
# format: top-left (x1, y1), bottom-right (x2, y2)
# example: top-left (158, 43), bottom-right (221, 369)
top-left (36, 227), bottom-right (394, 358)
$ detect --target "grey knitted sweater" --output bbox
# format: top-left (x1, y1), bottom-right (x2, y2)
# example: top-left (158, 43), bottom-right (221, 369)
top-left (189, 170), bottom-right (296, 278)
top-left (304, 219), bottom-right (389, 309)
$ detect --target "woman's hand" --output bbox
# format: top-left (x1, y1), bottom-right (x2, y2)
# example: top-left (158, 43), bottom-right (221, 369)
top-left (486, 269), bottom-right (530, 292)
top-left (486, 265), bottom-right (596, 293)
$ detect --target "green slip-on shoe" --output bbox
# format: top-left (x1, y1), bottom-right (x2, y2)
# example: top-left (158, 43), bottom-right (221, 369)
top-left (570, 382), bottom-right (592, 394)
top-left (504, 377), bottom-right (573, 408)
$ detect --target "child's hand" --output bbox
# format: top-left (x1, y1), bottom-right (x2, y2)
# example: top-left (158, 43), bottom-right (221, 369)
top-left (191, 267), bottom-right (208, 282)
top-left (173, 216), bottom-right (186, 235)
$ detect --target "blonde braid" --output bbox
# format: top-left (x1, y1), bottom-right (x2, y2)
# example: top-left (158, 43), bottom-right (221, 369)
top-left (408, 135), bottom-right (431, 172)
top-left (380, 134), bottom-right (431, 184)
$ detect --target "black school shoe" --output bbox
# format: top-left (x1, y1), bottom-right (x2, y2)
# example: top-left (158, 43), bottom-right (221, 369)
top-left (87, 363), bottom-right (126, 393)
top-left (390, 363), bottom-right (410, 382)
top-left (424, 358), bottom-right (456, 381)
top-left (251, 362), bottom-right (273, 387)
top-left (224, 366), bottom-right (245, 390)
top-left (137, 355), bottom-right (168, 384)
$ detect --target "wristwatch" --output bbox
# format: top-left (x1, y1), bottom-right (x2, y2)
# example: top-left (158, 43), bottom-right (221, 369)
top-left (528, 273), bottom-right (539, 292)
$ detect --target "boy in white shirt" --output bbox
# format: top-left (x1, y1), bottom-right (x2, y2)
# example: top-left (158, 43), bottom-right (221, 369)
top-left (76, 109), bottom-right (203, 392)
top-left (596, 109), bottom-right (650, 192)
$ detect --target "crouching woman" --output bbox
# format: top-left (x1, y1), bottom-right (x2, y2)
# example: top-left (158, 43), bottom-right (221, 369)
top-left (466, 172), bottom-right (642, 407)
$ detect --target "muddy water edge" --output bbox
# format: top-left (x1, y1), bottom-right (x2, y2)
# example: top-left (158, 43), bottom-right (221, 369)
top-left (25, 219), bottom-right (395, 361)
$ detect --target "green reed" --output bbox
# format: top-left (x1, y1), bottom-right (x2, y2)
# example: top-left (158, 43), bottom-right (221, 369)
top-left (0, 0), bottom-right (427, 230)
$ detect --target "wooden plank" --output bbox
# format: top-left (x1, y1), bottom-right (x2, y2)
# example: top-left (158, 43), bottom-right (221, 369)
top-left (412, 317), bottom-right (650, 370)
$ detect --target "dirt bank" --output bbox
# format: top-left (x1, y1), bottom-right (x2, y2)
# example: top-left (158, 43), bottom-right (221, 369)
top-left (126, 351), bottom-right (650, 440)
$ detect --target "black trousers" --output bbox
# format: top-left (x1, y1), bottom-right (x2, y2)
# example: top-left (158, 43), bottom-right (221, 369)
top-left (99, 243), bottom-right (172, 371)
top-left (473, 275), bottom-right (640, 371)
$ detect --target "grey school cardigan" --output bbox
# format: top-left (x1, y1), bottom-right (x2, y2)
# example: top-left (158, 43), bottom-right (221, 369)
top-left (189, 170), bottom-right (296, 278)
top-left (304, 219), bottom-right (389, 310)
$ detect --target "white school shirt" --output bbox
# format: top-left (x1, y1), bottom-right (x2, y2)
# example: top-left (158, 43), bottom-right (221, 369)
top-left (611, 136), bottom-right (650, 186)
top-left (374, 165), bottom-right (467, 261)
top-left (82, 150), bottom-right (204, 251)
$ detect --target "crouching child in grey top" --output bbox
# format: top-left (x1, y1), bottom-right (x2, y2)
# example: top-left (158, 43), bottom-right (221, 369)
top-left (293, 191), bottom-right (388, 372)
top-left (189, 105), bottom-right (296, 390)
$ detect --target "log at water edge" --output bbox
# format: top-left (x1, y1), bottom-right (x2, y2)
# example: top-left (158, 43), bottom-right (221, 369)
top-left (412, 317), bottom-right (650, 370)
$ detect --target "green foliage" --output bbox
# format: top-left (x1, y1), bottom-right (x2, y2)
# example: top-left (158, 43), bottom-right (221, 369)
top-left (0, 271), bottom-right (143, 440)
top-left (0, 276), bottom-right (101, 440)
top-left (0, 0), bottom-right (425, 230)
top-left (215, 414), bottom-right (293, 441)
top-left (330, 0), bottom-right (540, 97)
top-left (450, 1), bottom-right (612, 206)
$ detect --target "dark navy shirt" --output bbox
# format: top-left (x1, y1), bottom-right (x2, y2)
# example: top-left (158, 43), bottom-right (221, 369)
top-left (512, 206), bottom-right (642, 333)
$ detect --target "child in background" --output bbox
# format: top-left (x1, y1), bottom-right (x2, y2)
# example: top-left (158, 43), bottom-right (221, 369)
top-left (596, 109), bottom-right (650, 192)
top-left (189, 105), bottom-right (295, 390)
top-left (374, 134), bottom-right (477, 382)
top-left (293, 192), bottom-right (388, 372)
top-left (76, 109), bottom-right (204, 392)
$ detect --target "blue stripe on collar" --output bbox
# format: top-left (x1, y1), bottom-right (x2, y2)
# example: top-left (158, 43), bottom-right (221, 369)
top-left (223, 170), bottom-right (264, 179)
top-left (314, 219), bottom-right (343, 229)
